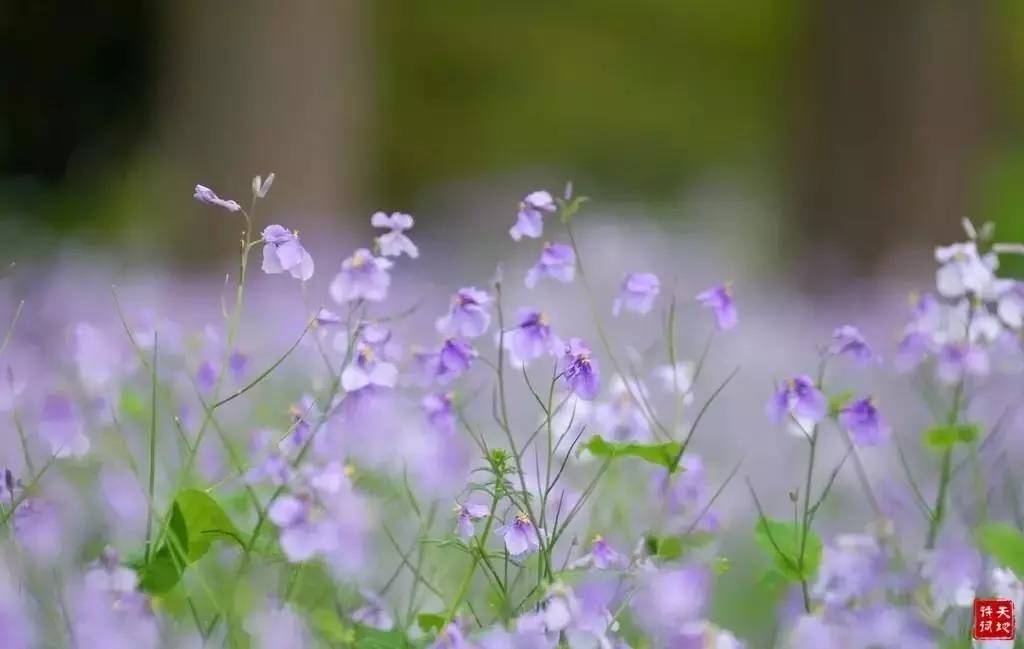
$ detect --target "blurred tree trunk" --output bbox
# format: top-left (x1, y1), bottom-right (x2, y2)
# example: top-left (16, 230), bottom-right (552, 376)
top-left (152, 1), bottom-right (370, 264)
top-left (793, 0), bottom-right (986, 287)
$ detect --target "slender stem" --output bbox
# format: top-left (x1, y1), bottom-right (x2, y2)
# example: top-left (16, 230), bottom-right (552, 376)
top-left (144, 335), bottom-right (159, 563)
top-left (925, 379), bottom-right (964, 549)
top-left (444, 491), bottom-right (500, 626)
top-left (797, 429), bottom-right (818, 613)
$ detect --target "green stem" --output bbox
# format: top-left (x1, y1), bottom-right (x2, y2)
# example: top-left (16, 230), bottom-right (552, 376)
top-left (144, 336), bottom-right (159, 563)
top-left (925, 379), bottom-right (964, 549)
top-left (444, 492), bottom-right (500, 627)
top-left (798, 429), bottom-right (818, 613)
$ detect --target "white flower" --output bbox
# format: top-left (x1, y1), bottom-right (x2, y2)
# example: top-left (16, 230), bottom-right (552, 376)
top-left (935, 242), bottom-right (997, 299)
top-left (371, 211), bottom-right (419, 259)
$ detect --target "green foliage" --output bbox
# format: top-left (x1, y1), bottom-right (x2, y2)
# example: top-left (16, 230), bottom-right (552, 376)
top-left (753, 518), bottom-right (822, 582)
top-left (646, 532), bottom-right (716, 561)
top-left (923, 423), bottom-right (980, 451)
top-left (827, 391), bottom-right (854, 418)
top-left (581, 435), bottom-right (682, 471)
top-left (138, 489), bottom-right (243, 594)
top-left (310, 608), bottom-right (355, 644)
top-left (417, 613), bottom-right (446, 633)
top-left (976, 523), bottom-right (1024, 576)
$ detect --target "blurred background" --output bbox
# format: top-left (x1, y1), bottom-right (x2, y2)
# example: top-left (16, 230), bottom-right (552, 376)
top-left (4, 0), bottom-right (1024, 286)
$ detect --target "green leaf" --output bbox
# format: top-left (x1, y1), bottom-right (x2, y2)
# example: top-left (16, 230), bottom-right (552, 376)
top-left (656, 532), bottom-right (715, 561)
top-left (827, 391), bottom-right (854, 418)
top-left (138, 501), bottom-right (189, 593)
top-left (923, 423), bottom-right (981, 450)
top-left (417, 613), bottom-right (446, 634)
top-left (174, 489), bottom-right (243, 562)
top-left (581, 435), bottom-right (682, 472)
top-left (119, 387), bottom-right (148, 421)
top-left (353, 624), bottom-right (412, 649)
top-left (976, 523), bottom-right (1024, 576)
top-left (310, 608), bottom-right (355, 644)
top-left (753, 518), bottom-right (822, 582)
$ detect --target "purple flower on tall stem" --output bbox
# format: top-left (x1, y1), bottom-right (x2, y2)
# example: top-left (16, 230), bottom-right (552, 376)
top-left (510, 190), bottom-right (556, 241)
top-left (504, 308), bottom-right (562, 366)
top-left (569, 535), bottom-right (625, 570)
top-left (422, 393), bottom-right (457, 434)
top-left (260, 225), bottom-right (314, 281)
top-left (562, 338), bottom-right (600, 400)
top-left (894, 331), bottom-right (936, 373)
top-left (341, 345), bottom-right (398, 393)
top-left (497, 512), bottom-right (542, 557)
top-left (330, 248), bottom-right (393, 303)
top-left (525, 243), bottom-right (576, 289)
top-left (936, 342), bottom-right (989, 385)
top-left (829, 325), bottom-right (877, 365)
top-left (696, 283), bottom-right (737, 331)
top-left (39, 393), bottom-right (89, 458)
top-left (767, 375), bottom-right (827, 426)
top-left (613, 272), bottom-right (660, 316)
top-left (436, 287), bottom-right (492, 339)
top-left (412, 339), bottom-right (477, 385)
top-left (371, 211), bottom-right (419, 258)
top-left (838, 397), bottom-right (891, 446)
top-left (454, 502), bottom-right (490, 539)
top-left (193, 184), bottom-right (241, 212)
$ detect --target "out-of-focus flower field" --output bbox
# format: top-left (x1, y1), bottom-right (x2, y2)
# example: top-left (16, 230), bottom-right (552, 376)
top-left (2, 175), bottom-right (1024, 649)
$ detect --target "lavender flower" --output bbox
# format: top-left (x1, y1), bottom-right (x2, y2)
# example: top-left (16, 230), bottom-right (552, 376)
top-left (341, 345), bottom-right (399, 393)
top-left (371, 211), bottom-right (419, 258)
top-left (595, 375), bottom-right (650, 442)
top-left (39, 393), bottom-right (90, 458)
top-left (811, 534), bottom-right (884, 608)
top-left (525, 243), bottom-right (576, 289)
top-left (569, 535), bottom-right (625, 570)
top-left (422, 392), bottom-right (457, 434)
top-left (414, 339), bottom-right (476, 385)
top-left (920, 540), bottom-right (981, 614)
top-left (455, 502), bottom-right (490, 539)
top-left (330, 248), bottom-right (393, 303)
top-left (997, 281), bottom-right (1024, 329)
top-left (631, 565), bottom-right (710, 642)
top-left (267, 494), bottom-right (328, 562)
top-left (436, 287), bottom-right (492, 338)
top-left (350, 590), bottom-right (395, 631)
top-left (829, 325), bottom-right (877, 364)
top-left (261, 225), bottom-right (314, 281)
top-left (935, 241), bottom-right (996, 298)
top-left (767, 375), bottom-right (827, 426)
top-left (497, 512), bottom-right (542, 557)
top-left (562, 338), bottom-right (600, 400)
top-left (503, 308), bottom-right (561, 366)
top-left (696, 283), bottom-right (737, 331)
top-left (613, 272), bottom-right (660, 316)
top-left (244, 603), bottom-right (311, 649)
top-left (193, 184), bottom-right (241, 212)
top-left (894, 331), bottom-right (936, 373)
top-left (936, 342), bottom-right (989, 385)
top-left (838, 397), bottom-right (891, 446)
top-left (430, 623), bottom-right (474, 649)
top-left (510, 190), bottom-right (556, 241)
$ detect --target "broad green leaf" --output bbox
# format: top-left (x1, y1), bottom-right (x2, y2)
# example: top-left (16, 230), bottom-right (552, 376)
top-left (417, 613), bottom-right (446, 633)
top-left (827, 391), bottom-right (854, 418)
top-left (657, 532), bottom-right (715, 561)
top-left (174, 489), bottom-right (243, 561)
top-left (976, 523), bottom-right (1024, 576)
top-left (753, 518), bottom-right (822, 582)
top-left (353, 624), bottom-right (413, 648)
top-left (310, 608), bottom-right (355, 644)
top-left (923, 423), bottom-right (980, 451)
top-left (138, 501), bottom-right (189, 593)
top-left (581, 435), bottom-right (682, 472)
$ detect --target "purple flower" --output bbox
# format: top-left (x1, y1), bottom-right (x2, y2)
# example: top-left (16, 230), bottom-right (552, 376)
top-left (414, 339), bottom-right (477, 385)
top-left (74, 322), bottom-right (121, 394)
top-left (244, 603), bottom-right (311, 649)
top-left (696, 283), bottom-right (737, 331)
top-left (510, 190), bottom-right (556, 241)
top-left (455, 502), bottom-right (490, 539)
top-left (436, 287), bottom-right (492, 339)
top-left (894, 331), bottom-right (936, 373)
top-left (838, 397), bottom-right (890, 446)
top-left (936, 342), bottom-right (989, 384)
top-left (350, 590), bottom-right (395, 631)
top-left (341, 345), bottom-right (399, 393)
top-left (812, 534), bottom-right (884, 608)
top-left (570, 535), bottom-right (625, 570)
top-left (631, 566), bottom-right (710, 641)
top-left (330, 248), bottom-right (393, 303)
top-left (525, 243), bottom-right (576, 289)
top-left (0, 559), bottom-right (34, 649)
top-left (503, 308), bottom-right (562, 366)
top-left (920, 540), bottom-right (981, 613)
top-left (371, 211), bottom-right (419, 259)
top-left (613, 272), bottom-right (660, 316)
top-left (595, 376), bottom-right (650, 442)
top-left (39, 393), bottom-right (90, 458)
top-left (422, 393), bottom-right (456, 434)
top-left (261, 225), bottom-right (314, 281)
top-left (193, 184), bottom-right (241, 212)
top-left (430, 623), bottom-right (474, 649)
top-left (828, 325), bottom-right (877, 365)
top-left (767, 375), bottom-right (827, 426)
top-left (497, 512), bottom-right (542, 557)
top-left (267, 495), bottom-right (329, 562)
top-left (246, 430), bottom-right (292, 486)
top-left (562, 338), bottom-right (600, 400)
top-left (13, 498), bottom-right (63, 560)
top-left (653, 455), bottom-right (708, 515)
